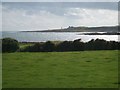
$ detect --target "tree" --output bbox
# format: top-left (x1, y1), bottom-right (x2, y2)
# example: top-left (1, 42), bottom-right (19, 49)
top-left (30, 43), bottom-right (43, 52)
top-left (72, 39), bottom-right (84, 51)
top-left (56, 41), bottom-right (73, 51)
top-left (43, 41), bottom-right (55, 52)
top-left (2, 38), bottom-right (19, 52)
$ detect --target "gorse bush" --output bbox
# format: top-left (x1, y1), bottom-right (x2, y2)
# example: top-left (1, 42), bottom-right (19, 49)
top-left (2, 38), bottom-right (19, 52)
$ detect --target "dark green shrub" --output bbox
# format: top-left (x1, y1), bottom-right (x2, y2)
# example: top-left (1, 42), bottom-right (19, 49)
top-left (2, 38), bottom-right (19, 52)
top-left (42, 41), bottom-right (55, 52)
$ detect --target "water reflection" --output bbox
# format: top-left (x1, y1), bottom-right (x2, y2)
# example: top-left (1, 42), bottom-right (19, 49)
top-left (1, 31), bottom-right (119, 42)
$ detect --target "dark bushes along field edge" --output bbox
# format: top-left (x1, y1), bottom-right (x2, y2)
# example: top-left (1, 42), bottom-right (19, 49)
top-left (19, 39), bottom-right (120, 52)
top-left (2, 38), bottom-right (120, 52)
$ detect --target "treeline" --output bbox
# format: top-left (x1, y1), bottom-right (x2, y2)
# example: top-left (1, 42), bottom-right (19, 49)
top-left (2, 38), bottom-right (120, 53)
top-left (20, 39), bottom-right (120, 52)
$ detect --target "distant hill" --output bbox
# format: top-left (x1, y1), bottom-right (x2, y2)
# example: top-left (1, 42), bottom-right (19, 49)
top-left (23, 26), bottom-right (119, 32)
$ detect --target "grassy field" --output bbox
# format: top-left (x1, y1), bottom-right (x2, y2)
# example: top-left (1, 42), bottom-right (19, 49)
top-left (2, 50), bottom-right (119, 88)
top-left (19, 43), bottom-right (34, 49)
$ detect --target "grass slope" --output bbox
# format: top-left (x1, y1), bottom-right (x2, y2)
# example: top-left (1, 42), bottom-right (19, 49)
top-left (2, 50), bottom-right (119, 88)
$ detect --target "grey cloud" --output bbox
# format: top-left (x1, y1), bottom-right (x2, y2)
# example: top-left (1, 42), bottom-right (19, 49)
top-left (2, 2), bottom-right (118, 13)
top-left (2, 2), bottom-right (118, 18)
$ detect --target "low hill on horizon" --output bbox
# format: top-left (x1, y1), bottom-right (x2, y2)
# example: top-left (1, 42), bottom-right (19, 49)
top-left (23, 25), bottom-right (119, 32)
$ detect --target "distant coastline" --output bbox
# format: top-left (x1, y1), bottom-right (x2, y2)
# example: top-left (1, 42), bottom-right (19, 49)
top-left (21, 26), bottom-right (119, 33)
top-left (80, 32), bottom-right (120, 35)
top-left (21, 26), bottom-right (119, 35)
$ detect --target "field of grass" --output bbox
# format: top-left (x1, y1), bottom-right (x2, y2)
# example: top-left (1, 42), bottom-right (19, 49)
top-left (19, 43), bottom-right (34, 49)
top-left (2, 50), bottom-right (119, 88)
top-left (19, 41), bottom-right (62, 49)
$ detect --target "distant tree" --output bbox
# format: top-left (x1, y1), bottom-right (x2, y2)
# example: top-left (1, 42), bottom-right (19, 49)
top-left (108, 41), bottom-right (118, 50)
top-left (42, 41), bottom-right (55, 52)
top-left (2, 38), bottom-right (19, 52)
top-left (72, 39), bottom-right (84, 51)
top-left (31, 43), bottom-right (43, 52)
top-left (93, 39), bottom-right (107, 50)
top-left (85, 39), bottom-right (94, 50)
top-left (56, 41), bottom-right (73, 51)
top-left (85, 39), bottom-right (108, 50)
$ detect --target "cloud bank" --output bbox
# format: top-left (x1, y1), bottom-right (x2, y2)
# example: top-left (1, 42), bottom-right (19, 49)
top-left (2, 2), bottom-right (118, 31)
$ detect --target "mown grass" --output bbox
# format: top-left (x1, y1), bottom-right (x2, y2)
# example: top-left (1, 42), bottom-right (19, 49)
top-left (2, 50), bottom-right (119, 88)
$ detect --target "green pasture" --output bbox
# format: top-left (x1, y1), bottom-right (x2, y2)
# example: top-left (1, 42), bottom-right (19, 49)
top-left (2, 50), bottom-right (119, 88)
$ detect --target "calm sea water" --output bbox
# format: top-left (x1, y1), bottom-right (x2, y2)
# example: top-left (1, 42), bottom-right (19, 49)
top-left (1, 31), bottom-right (119, 42)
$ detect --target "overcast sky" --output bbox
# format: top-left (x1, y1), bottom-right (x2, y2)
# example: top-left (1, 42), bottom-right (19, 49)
top-left (2, 2), bottom-right (118, 31)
